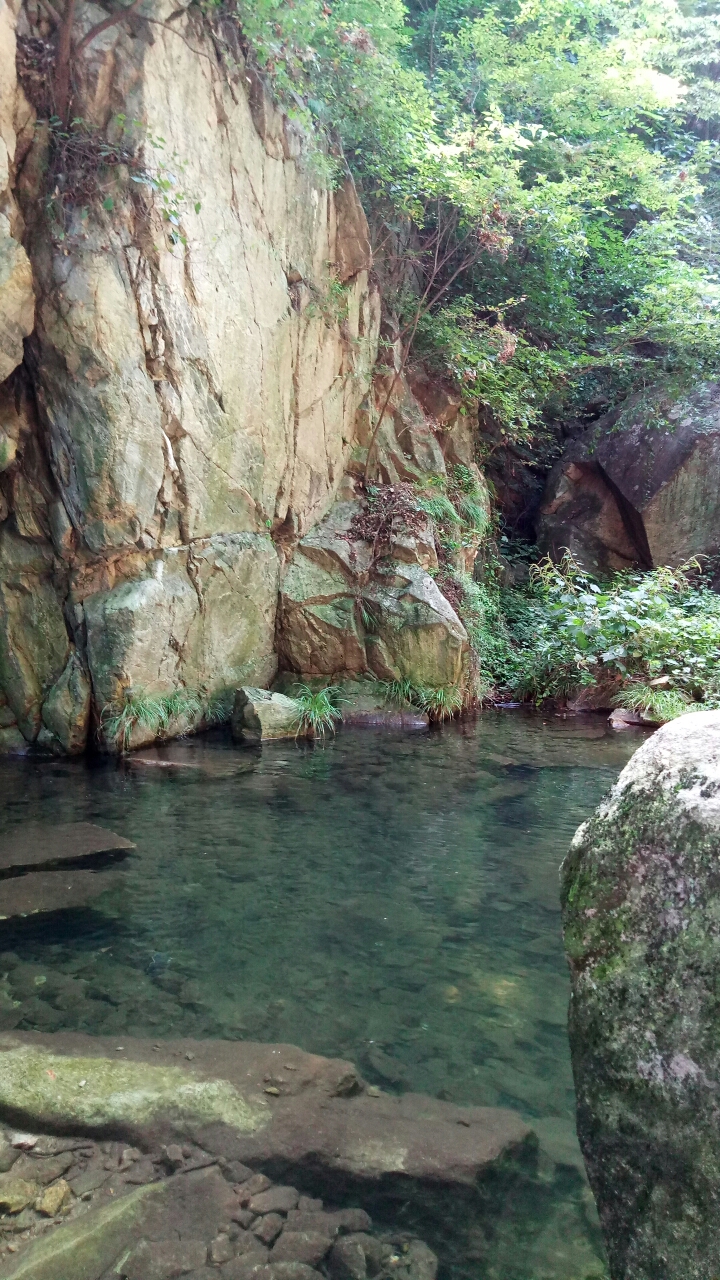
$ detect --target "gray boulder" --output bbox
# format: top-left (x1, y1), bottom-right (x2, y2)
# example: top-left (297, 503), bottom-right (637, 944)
top-left (561, 710), bottom-right (720, 1278)
top-left (232, 688), bottom-right (302, 743)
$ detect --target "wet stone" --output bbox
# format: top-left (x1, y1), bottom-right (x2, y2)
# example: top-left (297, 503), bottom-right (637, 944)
top-left (222, 1159), bottom-right (255, 1185)
top-left (123, 1157), bottom-right (158, 1185)
top-left (241, 1174), bottom-right (272, 1199)
top-left (34, 1177), bottom-right (70, 1216)
top-left (271, 1230), bottom-right (332, 1267)
top-left (284, 1211), bottom-right (338, 1239)
top-left (222, 1253), bottom-right (271, 1280)
top-left (67, 1160), bottom-right (111, 1196)
top-left (231, 1208), bottom-right (256, 1228)
top-left (248, 1186), bottom-right (299, 1215)
top-left (253, 1211), bottom-right (284, 1244)
top-left (210, 1232), bottom-right (235, 1264)
top-left (0, 1175), bottom-right (38, 1213)
top-left (124, 1237), bottom-right (209, 1280)
top-left (297, 1197), bottom-right (323, 1213)
top-left (13, 1150), bottom-right (74, 1184)
top-left (235, 1230), bottom-right (270, 1258)
top-left (328, 1236), bottom-right (368, 1280)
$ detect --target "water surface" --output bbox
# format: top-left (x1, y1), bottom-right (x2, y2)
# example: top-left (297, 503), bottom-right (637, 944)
top-left (0, 712), bottom-right (643, 1279)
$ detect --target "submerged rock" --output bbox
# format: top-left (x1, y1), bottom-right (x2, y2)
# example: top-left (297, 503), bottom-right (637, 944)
top-left (561, 710), bottom-right (720, 1278)
top-left (0, 1033), bottom-right (532, 1193)
top-left (0, 823), bottom-right (135, 874)
top-left (232, 689), bottom-right (302, 744)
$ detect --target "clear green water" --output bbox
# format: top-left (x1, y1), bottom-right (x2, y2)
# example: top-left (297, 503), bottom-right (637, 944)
top-left (0, 712), bottom-right (644, 1279)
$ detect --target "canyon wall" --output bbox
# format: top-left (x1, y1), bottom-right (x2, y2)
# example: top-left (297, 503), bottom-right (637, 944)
top-left (0, 0), bottom-right (384, 752)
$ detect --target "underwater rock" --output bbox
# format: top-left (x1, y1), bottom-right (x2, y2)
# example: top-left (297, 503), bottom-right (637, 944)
top-left (0, 868), bottom-right (123, 921)
top-left (0, 1033), bottom-right (531, 1197)
top-left (231, 689), bottom-right (302, 744)
top-left (561, 710), bottom-right (720, 1278)
top-left (0, 823), bottom-right (135, 874)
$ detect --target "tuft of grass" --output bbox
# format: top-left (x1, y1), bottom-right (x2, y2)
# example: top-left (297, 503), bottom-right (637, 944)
top-left (377, 677), bottom-right (463, 721)
top-left (416, 683), bottom-right (464, 721)
top-left (101, 687), bottom-right (202, 751)
top-left (378, 678), bottom-right (418, 707)
top-left (291, 685), bottom-right (343, 739)
top-left (614, 683), bottom-right (691, 723)
top-left (415, 491), bottom-right (461, 526)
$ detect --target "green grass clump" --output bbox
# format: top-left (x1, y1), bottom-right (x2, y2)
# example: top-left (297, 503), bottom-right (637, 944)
top-left (377, 677), bottom-right (463, 722)
top-left (291, 685), bottom-right (343, 739)
top-left (101, 687), bottom-right (203, 751)
top-left (613, 683), bottom-right (691, 723)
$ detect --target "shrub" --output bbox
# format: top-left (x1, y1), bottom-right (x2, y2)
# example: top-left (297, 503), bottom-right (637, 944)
top-left (480, 554), bottom-right (720, 713)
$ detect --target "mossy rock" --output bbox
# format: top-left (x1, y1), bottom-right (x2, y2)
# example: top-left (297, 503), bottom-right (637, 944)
top-left (0, 1043), bottom-right (269, 1138)
top-left (561, 710), bottom-right (720, 1279)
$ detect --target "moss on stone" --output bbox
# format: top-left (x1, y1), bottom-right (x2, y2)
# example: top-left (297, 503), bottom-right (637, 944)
top-left (0, 1045), bottom-right (269, 1133)
top-left (2, 1179), bottom-right (165, 1280)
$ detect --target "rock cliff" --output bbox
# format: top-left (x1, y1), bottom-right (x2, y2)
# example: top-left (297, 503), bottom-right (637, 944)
top-left (0, 0), bottom-right (390, 754)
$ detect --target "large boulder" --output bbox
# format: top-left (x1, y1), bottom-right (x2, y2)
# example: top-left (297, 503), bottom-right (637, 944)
top-left (83, 533), bottom-right (280, 750)
top-left (561, 711), bottom-right (720, 1278)
top-left (538, 382), bottom-right (720, 572)
top-left (277, 502), bottom-right (468, 688)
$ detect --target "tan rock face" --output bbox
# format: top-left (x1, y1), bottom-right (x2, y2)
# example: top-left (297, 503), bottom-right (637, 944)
top-left (0, 0), bottom-right (385, 754)
top-left (83, 534), bottom-right (280, 748)
top-left (231, 688), bottom-right (301, 744)
top-left (278, 502), bottom-right (468, 687)
top-left (0, 218), bottom-right (33, 383)
top-left (0, 0), bottom-right (35, 383)
top-left (22, 8), bottom-right (379, 554)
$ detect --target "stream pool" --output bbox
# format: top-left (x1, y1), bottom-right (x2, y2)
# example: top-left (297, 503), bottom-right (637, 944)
top-left (0, 711), bottom-right (644, 1279)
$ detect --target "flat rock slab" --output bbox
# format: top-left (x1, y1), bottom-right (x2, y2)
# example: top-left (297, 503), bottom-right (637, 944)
top-left (126, 745), bottom-right (257, 779)
top-left (0, 1034), bottom-right (532, 1193)
top-left (0, 868), bottom-right (123, 920)
top-left (0, 823), bottom-right (134, 874)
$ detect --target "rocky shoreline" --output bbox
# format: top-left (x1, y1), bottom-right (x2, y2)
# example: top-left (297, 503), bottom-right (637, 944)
top-left (0, 1031), bottom-right (536, 1280)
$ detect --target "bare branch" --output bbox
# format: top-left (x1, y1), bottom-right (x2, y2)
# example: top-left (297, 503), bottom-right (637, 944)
top-left (74, 0), bottom-right (145, 56)
top-left (38, 0), bottom-right (62, 26)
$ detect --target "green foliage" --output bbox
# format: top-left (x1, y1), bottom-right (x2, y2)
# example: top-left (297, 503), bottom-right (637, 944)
top-left (44, 113), bottom-right (201, 247)
top-left (291, 684), bottom-right (344, 738)
top-left (101, 687), bottom-right (203, 751)
top-left (224, 0), bottom-right (720, 440)
top-left (415, 489), bottom-right (460, 526)
top-left (478, 554), bottom-right (720, 713)
top-left (614, 683), bottom-right (692, 723)
top-left (377, 676), bottom-right (463, 720)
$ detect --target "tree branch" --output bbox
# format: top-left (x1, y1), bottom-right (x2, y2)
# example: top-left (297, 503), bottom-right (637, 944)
top-left (74, 0), bottom-right (145, 56)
